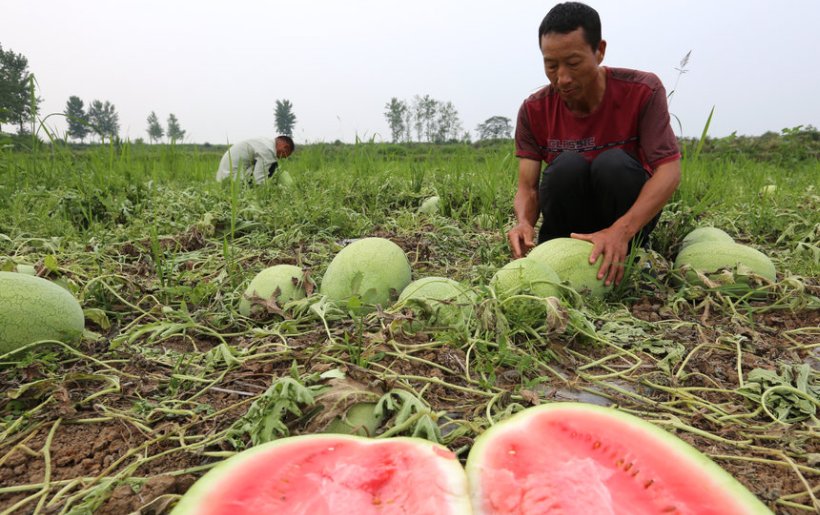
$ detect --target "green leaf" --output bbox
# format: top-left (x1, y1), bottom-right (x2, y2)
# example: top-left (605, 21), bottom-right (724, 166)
top-left (43, 254), bottom-right (59, 273)
top-left (83, 308), bottom-right (111, 330)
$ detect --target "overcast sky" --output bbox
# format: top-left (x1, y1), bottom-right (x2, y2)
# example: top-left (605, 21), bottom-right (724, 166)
top-left (3, 1), bottom-right (818, 144)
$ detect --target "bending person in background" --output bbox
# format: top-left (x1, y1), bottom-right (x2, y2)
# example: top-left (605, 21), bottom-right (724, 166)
top-left (507, 2), bottom-right (681, 286)
top-left (215, 135), bottom-right (295, 184)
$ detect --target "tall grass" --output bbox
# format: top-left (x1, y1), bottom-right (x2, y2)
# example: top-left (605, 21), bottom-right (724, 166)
top-left (1, 136), bottom-right (817, 279)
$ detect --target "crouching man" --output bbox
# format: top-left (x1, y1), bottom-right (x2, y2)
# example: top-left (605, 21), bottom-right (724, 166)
top-left (215, 135), bottom-right (295, 184)
top-left (507, 2), bottom-right (682, 286)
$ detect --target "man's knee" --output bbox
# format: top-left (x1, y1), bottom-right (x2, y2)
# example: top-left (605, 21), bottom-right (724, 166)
top-left (590, 149), bottom-right (646, 188)
top-left (541, 151), bottom-right (588, 192)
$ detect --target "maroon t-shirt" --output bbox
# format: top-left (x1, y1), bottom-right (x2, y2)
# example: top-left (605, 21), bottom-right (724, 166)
top-left (515, 67), bottom-right (680, 175)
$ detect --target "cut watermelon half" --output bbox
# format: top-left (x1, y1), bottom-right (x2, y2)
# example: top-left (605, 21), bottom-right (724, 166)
top-left (466, 402), bottom-right (771, 515)
top-left (171, 434), bottom-right (470, 515)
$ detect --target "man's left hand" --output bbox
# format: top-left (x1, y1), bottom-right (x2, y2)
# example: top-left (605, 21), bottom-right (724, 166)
top-left (570, 226), bottom-right (632, 286)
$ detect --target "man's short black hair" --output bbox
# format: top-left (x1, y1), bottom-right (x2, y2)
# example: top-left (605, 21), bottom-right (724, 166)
top-left (276, 135), bottom-right (295, 153)
top-left (538, 2), bottom-right (601, 51)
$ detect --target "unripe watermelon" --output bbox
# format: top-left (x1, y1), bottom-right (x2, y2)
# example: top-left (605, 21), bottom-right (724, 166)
top-left (397, 276), bottom-right (475, 328)
top-left (14, 263), bottom-right (37, 276)
top-left (674, 241), bottom-right (776, 286)
top-left (527, 238), bottom-right (610, 298)
top-left (0, 272), bottom-right (85, 355)
top-left (466, 402), bottom-right (772, 514)
top-left (277, 170), bottom-right (294, 188)
top-left (680, 227), bottom-right (734, 250)
top-left (490, 258), bottom-right (560, 299)
top-left (759, 184), bottom-right (777, 196)
top-left (238, 264), bottom-right (307, 317)
top-left (417, 196), bottom-right (440, 214)
top-left (171, 434), bottom-right (471, 514)
top-left (309, 379), bottom-right (385, 437)
top-left (320, 237), bottom-right (412, 313)
top-left (322, 402), bottom-right (383, 437)
top-left (491, 258), bottom-right (563, 326)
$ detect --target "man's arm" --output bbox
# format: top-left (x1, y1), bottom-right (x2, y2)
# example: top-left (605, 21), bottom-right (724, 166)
top-left (572, 158), bottom-right (681, 285)
top-left (507, 158), bottom-right (542, 258)
top-left (252, 157), bottom-right (271, 185)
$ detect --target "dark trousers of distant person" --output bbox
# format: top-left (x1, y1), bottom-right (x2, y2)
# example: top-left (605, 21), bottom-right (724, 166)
top-left (537, 148), bottom-right (660, 247)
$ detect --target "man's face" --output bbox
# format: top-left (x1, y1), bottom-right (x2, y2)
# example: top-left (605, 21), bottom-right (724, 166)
top-left (275, 140), bottom-right (293, 159)
top-left (540, 27), bottom-right (605, 105)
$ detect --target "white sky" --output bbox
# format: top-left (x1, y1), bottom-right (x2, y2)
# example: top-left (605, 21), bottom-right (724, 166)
top-left (2, 1), bottom-right (818, 144)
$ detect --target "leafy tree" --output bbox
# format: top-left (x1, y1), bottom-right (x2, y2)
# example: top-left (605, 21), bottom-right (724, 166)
top-left (146, 111), bottom-right (164, 143)
top-left (87, 99), bottom-right (119, 141)
top-left (410, 96), bottom-right (424, 142)
top-left (166, 113), bottom-right (185, 142)
top-left (0, 44), bottom-right (41, 133)
top-left (412, 94), bottom-right (438, 142)
top-left (274, 99), bottom-right (296, 136)
top-left (402, 105), bottom-right (414, 143)
top-left (384, 97), bottom-right (407, 143)
top-left (64, 95), bottom-right (89, 143)
top-left (476, 116), bottom-right (513, 140)
top-left (435, 101), bottom-right (462, 143)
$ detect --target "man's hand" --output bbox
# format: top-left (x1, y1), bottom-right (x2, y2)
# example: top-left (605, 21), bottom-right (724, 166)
top-left (571, 224), bottom-right (632, 286)
top-left (508, 222), bottom-right (537, 258)
top-left (509, 158), bottom-right (542, 258)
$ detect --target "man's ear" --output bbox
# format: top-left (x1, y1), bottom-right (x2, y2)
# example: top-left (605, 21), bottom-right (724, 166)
top-left (596, 40), bottom-right (607, 64)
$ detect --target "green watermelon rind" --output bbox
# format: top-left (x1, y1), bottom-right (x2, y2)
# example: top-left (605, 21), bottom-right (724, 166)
top-left (170, 434), bottom-right (471, 514)
top-left (396, 276), bottom-right (475, 328)
top-left (320, 237), bottom-right (412, 313)
top-left (680, 227), bottom-right (734, 250)
top-left (321, 402), bottom-right (384, 437)
top-left (0, 271), bottom-right (85, 356)
top-left (417, 196), bottom-right (441, 215)
top-left (673, 241), bottom-right (777, 285)
top-left (238, 264), bottom-right (307, 316)
top-left (526, 238), bottom-right (610, 298)
top-left (465, 402), bottom-right (772, 514)
top-left (490, 258), bottom-right (561, 300)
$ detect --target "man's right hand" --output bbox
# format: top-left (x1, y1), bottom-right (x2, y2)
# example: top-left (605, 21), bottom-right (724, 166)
top-left (507, 223), bottom-right (536, 258)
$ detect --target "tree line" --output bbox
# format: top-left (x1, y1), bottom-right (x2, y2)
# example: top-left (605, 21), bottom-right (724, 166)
top-left (3, 42), bottom-right (507, 145)
top-left (384, 95), bottom-right (512, 143)
top-left (383, 95), bottom-right (463, 143)
top-left (62, 97), bottom-right (186, 144)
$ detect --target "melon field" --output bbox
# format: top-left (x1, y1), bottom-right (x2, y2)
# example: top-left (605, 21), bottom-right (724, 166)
top-left (0, 136), bottom-right (818, 513)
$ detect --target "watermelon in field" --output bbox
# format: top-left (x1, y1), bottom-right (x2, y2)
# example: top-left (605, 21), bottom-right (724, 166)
top-left (238, 264), bottom-right (308, 317)
top-left (12, 263), bottom-right (37, 276)
top-left (680, 226), bottom-right (734, 250)
top-left (466, 402), bottom-right (772, 514)
top-left (417, 195), bottom-right (441, 214)
top-left (674, 241), bottom-right (777, 290)
top-left (396, 276), bottom-right (475, 329)
top-left (277, 170), bottom-right (294, 188)
top-left (490, 258), bottom-right (563, 326)
top-left (321, 402), bottom-right (383, 436)
top-left (171, 434), bottom-right (471, 515)
top-left (0, 271), bottom-right (85, 355)
top-left (490, 258), bottom-right (561, 300)
top-left (527, 238), bottom-right (610, 298)
top-left (321, 237), bottom-right (412, 313)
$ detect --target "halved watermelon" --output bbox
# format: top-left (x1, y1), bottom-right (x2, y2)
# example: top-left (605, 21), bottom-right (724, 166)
top-left (466, 402), bottom-right (771, 514)
top-left (171, 434), bottom-right (470, 514)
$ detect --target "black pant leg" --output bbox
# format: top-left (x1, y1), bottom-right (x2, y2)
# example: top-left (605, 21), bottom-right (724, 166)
top-left (589, 148), bottom-right (660, 246)
top-left (537, 151), bottom-right (598, 242)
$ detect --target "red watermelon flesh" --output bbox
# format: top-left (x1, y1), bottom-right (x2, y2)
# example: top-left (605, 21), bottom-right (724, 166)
top-left (466, 403), bottom-right (771, 515)
top-left (171, 434), bottom-right (470, 515)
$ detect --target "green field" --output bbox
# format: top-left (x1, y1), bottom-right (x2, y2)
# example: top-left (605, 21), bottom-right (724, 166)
top-left (0, 136), bottom-right (818, 513)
